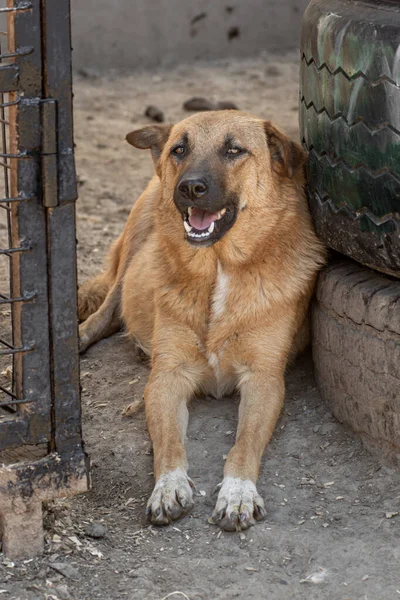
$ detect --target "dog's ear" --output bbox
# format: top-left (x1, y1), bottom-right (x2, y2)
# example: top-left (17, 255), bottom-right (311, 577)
top-left (126, 124), bottom-right (173, 173)
top-left (264, 121), bottom-right (306, 179)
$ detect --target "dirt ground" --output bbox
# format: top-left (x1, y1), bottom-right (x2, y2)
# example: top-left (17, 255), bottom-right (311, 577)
top-left (1, 55), bottom-right (400, 600)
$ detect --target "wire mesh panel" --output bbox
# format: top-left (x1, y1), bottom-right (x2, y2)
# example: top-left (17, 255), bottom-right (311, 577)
top-left (0, 0), bottom-right (52, 451)
top-left (0, 0), bottom-right (88, 559)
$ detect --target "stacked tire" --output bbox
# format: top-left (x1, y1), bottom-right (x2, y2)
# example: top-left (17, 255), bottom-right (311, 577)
top-left (300, 0), bottom-right (400, 461)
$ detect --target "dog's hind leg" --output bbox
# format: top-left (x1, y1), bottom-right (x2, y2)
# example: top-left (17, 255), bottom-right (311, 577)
top-left (79, 282), bottom-right (122, 353)
top-left (78, 236), bottom-right (123, 353)
top-left (78, 176), bottom-right (160, 353)
top-left (78, 236), bottom-right (122, 323)
top-left (78, 272), bottom-right (114, 323)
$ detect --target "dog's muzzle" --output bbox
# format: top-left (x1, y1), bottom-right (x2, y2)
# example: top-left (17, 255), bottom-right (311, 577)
top-left (174, 175), bottom-right (239, 247)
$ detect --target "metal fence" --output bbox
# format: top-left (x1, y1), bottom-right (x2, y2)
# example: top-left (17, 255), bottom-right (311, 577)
top-left (0, 0), bottom-right (88, 559)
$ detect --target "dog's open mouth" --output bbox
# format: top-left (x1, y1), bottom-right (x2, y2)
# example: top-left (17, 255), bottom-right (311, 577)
top-left (183, 206), bottom-right (235, 246)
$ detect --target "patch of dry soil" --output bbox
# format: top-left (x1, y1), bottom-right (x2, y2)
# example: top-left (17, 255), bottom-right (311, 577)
top-left (1, 56), bottom-right (400, 600)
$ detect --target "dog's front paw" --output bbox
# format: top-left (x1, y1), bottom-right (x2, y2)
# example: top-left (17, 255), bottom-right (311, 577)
top-left (146, 468), bottom-right (195, 525)
top-left (211, 477), bottom-right (266, 531)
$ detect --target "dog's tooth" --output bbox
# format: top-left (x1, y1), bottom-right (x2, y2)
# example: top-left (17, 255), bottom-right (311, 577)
top-left (208, 221), bottom-right (215, 233)
top-left (188, 207), bottom-right (192, 216)
top-left (183, 220), bottom-right (192, 233)
top-left (219, 208), bottom-right (227, 217)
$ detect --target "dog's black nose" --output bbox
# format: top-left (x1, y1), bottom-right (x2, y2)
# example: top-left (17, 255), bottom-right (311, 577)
top-left (178, 178), bottom-right (208, 200)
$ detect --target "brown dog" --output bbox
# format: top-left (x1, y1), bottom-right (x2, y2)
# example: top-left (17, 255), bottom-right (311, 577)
top-left (78, 110), bottom-right (325, 531)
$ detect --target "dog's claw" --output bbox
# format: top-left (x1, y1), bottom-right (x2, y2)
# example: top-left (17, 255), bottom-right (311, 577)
top-left (176, 490), bottom-right (187, 508)
top-left (188, 476), bottom-right (196, 491)
top-left (255, 504), bottom-right (267, 521)
top-left (212, 482), bottom-right (223, 496)
top-left (146, 468), bottom-right (194, 525)
top-left (211, 477), bottom-right (266, 532)
top-left (214, 507), bottom-right (226, 523)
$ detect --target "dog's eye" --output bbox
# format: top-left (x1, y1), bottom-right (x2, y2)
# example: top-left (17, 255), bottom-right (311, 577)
top-left (172, 145), bottom-right (185, 156)
top-left (226, 147), bottom-right (244, 157)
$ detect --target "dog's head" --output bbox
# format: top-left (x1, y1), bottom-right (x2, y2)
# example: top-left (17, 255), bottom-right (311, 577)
top-left (126, 111), bottom-right (306, 248)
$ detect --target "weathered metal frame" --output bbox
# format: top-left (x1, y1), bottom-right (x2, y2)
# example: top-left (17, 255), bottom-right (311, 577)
top-left (0, 0), bottom-right (88, 559)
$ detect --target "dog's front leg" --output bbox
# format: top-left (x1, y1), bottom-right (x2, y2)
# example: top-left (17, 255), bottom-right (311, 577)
top-left (212, 369), bottom-right (285, 531)
top-left (145, 333), bottom-right (210, 525)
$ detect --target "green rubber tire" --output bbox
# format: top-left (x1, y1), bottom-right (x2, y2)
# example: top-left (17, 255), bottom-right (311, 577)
top-left (300, 0), bottom-right (400, 277)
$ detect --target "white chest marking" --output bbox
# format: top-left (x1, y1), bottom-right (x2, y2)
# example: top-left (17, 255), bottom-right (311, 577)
top-left (208, 351), bottom-right (220, 379)
top-left (211, 262), bottom-right (230, 319)
top-left (208, 263), bottom-right (231, 396)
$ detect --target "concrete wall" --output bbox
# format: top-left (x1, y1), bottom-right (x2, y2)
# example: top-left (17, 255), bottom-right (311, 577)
top-left (71, 0), bottom-right (309, 73)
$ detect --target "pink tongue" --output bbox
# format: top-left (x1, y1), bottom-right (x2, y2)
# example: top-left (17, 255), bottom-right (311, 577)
top-left (189, 207), bottom-right (219, 231)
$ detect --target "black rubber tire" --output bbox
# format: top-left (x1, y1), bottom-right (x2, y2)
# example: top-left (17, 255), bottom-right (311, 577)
top-left (300, 0), bottom-right (400, 278)
top-left (312, 258), bottom-right (400, 462)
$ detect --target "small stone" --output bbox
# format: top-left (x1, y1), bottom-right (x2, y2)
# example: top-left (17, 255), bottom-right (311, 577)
top-left (266, 65), bottom-right (281, 76)
top-left (37, 567), bottom-right (47, 578)
top-left (183, 97), bottom-right (215, 111)
top-left (301, 477), bottom-right (315, 486)
top-left (55, 584), bottom-right (72, 599)
top-left (50, 563), bottom-right (81, 581)
top-left (216, 100), bottom-right (238, 110)
top-left (144, 105), bottom-right (164, 122)
top-left (313, 425), bottom-right (320, 434)
top-left (1, 366), bottom-right (12, 380)
top-left (319, 423), bottom-right (335, 436)
top-left (227, 26), bottom-right (240, 40)
top-left (84, 522), bottom-right (107, 539)
top-left (385, 511), bottom-right (399, 519)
